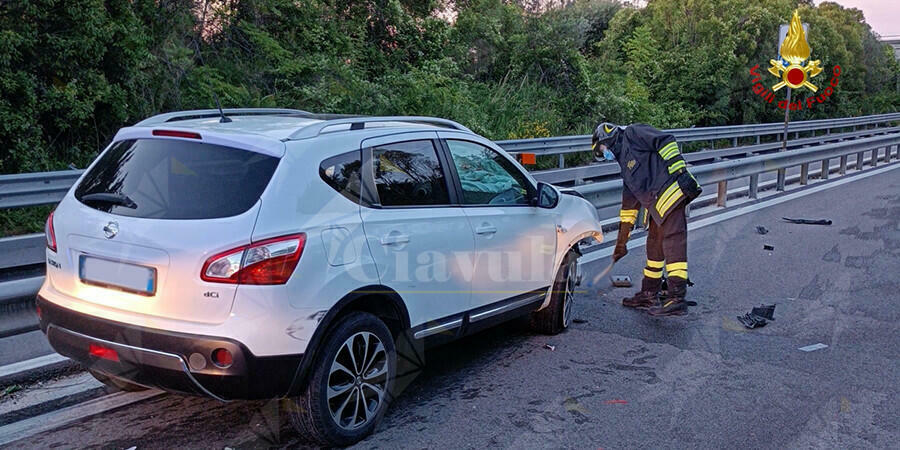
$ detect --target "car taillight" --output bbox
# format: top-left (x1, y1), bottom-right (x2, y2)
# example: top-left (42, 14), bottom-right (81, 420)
top-left (89, 343), bottom-right (119, 362)
top-left (45, 210), bottom-right (57, 252)
top-left (201, 233), bottom-right (306, 285)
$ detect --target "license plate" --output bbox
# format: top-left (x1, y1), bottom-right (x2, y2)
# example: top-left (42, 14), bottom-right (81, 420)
top-left (79, 255), bottom-right (157, 296)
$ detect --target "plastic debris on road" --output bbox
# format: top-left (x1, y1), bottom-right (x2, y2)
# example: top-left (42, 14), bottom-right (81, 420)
top-left (611, 275), bottom-right (632, 288)
top-left (798, 343), bottom-right (829, 352)
top-left (782, 217), bottom-right (832, 225)
top-left (603, 399), bottom-right (628, 405)
top-left (763, 244), bottom-right (775, 251)
top-left (544, 344), bottom-right (556, 351)
top-left (737, 303), bottom-right (776, 329)
top-left (756, 226), bottom-right (769, 234)
top-left (737, 313), bottom-right (767, 329)
top-left (751, 304), bottom-right (776, 321)
top-left (572, 318), bottom-right (589, 324)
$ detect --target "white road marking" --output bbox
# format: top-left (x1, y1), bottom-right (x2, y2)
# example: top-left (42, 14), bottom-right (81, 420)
top-left (798, 343), bottom-right (829, 352)
top-left (579, 162), bottom-right (900, 265)
top-left (0, 389), bottom-right (165, 446)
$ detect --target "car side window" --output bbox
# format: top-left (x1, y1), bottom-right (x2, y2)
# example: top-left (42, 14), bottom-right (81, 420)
top-left (445, 140), bottom-right (532, 205)
top-left (320, 151), bottom-right (363, 204)
top-left (372, 140), bottom-right (450, 207)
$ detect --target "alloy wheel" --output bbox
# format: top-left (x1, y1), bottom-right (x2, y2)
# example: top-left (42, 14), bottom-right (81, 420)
top-left (562, 260), bottom-right (577, 327)
top-left (327, 331), bottom-right (389, 430)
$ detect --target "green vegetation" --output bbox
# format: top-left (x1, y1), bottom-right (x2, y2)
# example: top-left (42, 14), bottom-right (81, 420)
top-left (0, 0), bottom-right (897, 177)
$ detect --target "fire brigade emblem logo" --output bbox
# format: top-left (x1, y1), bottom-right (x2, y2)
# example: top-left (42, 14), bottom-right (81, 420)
top-left (768, 10), bottom-right (822, 92)
top-left (627, 160), bottom-right (636, 170)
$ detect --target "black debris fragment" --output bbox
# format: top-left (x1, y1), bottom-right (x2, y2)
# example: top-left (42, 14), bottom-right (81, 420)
top-left (572, 318), bottom-right (589, 324)
top-left (738, 303), bottom-right (777, 329)
top-left (737, 313), bottom-right (767, 329)
top-left (751, 303), bottom-right (776, 321)
top-left (763, 244), bottom-right (775, 251)
top-left (756, 226), bottom-right (769, 235)
top-left (782, 217), bottom-right (832, 226)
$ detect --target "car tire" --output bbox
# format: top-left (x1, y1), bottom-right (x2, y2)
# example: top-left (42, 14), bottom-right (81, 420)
top-left (288, 311), bottom-right (396, 447)
top-left (88, 369), bottom-right (149, 392)
top-left (530, 250), bottom-right (578, 335)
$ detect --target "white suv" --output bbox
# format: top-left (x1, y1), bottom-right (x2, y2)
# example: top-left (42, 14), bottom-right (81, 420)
top-left (37, 109), bottom-right (603, 446)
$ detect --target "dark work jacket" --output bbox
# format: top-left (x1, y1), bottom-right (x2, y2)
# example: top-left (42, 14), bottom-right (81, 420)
top-left (611, 124), bottom-right (697, 225)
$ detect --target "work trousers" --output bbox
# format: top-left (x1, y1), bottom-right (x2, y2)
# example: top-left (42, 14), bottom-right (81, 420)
top-left (640, 201), bottom-right (687, 294)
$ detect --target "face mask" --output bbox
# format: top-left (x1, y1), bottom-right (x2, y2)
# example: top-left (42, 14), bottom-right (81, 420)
top-left (603, 148), bottom-right (615, 161)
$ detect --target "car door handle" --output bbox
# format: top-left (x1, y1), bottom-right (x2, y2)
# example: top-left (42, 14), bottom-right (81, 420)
top-left (380, 233), bottom-right (410, 246)
top-left (475, 225), bottom-right (497, 235)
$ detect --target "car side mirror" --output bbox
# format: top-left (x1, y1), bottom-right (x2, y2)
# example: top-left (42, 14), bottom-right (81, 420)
top-left (534, 182), bottom-right (559, 209)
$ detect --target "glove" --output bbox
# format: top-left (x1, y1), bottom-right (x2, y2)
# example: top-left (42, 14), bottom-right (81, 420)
top-left (613, 222), bottom-right (633, 262)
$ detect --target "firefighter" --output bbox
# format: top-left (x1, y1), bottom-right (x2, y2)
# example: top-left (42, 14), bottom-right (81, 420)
top-left (592, 122), bottom-right (702, 316)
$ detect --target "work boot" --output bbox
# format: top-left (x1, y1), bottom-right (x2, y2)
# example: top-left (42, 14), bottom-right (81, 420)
top-left (622, 278), bottom-right (660, 309)
top-left (649, 278), bottom-right (688, 316)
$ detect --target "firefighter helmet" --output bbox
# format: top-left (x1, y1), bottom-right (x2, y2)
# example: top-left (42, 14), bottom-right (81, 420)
top-left (592, 122), bottom-right (621, 154)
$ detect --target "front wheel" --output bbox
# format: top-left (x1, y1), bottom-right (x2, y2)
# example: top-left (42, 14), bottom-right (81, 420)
top-left (530, 250), bottom-right (578, 335)
top-left (288, 312), bottom-right (396, 447)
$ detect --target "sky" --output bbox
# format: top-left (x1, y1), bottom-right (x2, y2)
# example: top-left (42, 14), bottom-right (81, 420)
top-left (816, 0), bottom-right (900, 37)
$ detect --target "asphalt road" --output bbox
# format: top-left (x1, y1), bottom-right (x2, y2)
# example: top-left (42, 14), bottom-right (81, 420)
top-left (5, 164), bottom-right (899, 449)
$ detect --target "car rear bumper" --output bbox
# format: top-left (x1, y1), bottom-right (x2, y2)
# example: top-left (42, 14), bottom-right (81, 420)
top-left (37, 295), bottom-right (302, 401)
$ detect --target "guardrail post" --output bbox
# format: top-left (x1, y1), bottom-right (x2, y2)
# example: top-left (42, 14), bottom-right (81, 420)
top-left (717, 180), bottom-right (727, 207)
top-left (821, 159), bottom-right (830, 180)
top-left (558, 154), bottom-right (565, 169)
top-left (732, 137), bottom-right (737, 147)
top-left (856, 151), bottom-right (865, 170)
top-left (748, 174), bottom-right (759, 199)
top-left (776, 169), bottom-right (786, 191)
top-left (795, 132), bottom-right (799, 140)
top-left (800, 163), bottom-right (809, 185)
top-left (756, 135), bottom-right (761, 145)
top-left (871, 148), bottom-right (878, 167)
top-left (839, 155), bottom-right (847, 175)
top-left (710, 139), bottom-right (715, 150)
top-left (826, 128), bottom-right (830, 135)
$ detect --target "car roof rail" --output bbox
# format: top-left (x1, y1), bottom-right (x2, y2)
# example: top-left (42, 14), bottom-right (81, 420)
top-left (135, 108), bottom-right (312, 126)
top-left (286, 116), bottom-right (472, 140)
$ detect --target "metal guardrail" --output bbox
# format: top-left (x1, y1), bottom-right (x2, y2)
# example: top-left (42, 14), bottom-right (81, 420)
top-left (533, 126), bottom-right (900, 186)
top-left (0, 169), bottom-right (84, 210)
top-left (572, 133), bottom-right (900, 211)
top-left (497, 112), bottom-right (900, 168)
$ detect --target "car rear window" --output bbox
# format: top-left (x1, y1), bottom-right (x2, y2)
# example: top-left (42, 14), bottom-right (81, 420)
top-left (75, 139), bottom-right (279, 219)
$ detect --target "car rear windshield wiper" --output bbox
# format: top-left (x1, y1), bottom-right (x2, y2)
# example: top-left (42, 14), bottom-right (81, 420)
top-left (81, 193), bottom-right (138, 209)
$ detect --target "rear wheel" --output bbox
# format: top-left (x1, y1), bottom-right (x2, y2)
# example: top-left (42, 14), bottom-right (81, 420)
top-left (88, 369), bottom-right (149, 392)
top-left (531, 250), bottom-right (578, 335)
top-left (288, 312), bottom-right (396, 447)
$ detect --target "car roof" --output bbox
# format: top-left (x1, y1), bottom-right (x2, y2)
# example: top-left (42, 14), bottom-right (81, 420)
top-left (142, 115), bottom-right (325, 141)
top-left (132, 109), bottom-right (473, 142)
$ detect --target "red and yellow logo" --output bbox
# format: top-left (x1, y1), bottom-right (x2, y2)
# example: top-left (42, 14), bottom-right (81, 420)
top-left (749, 10), bottom-right (841, 110)
top-left (767, 11), bottom-right (823, 92)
